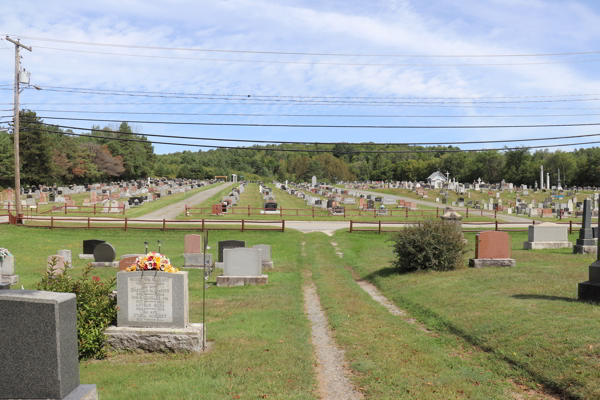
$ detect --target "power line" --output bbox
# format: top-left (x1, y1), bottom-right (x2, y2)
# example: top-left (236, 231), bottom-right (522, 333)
top-left (25, 121), bottom-right (600, 146)
top-left (31, 115), bottom-right (600, 129)
top-left (26, 108), bottom-right (600, 118)
top-left (31, 45), bottom-right (600, 67)
top-left (30, 87), bottom-right (600, 104)
top-left (7, 34), bottom-right (600, 58)
top-left (31, 84), bottom-right (600, 100)
top-left (42, 128), bottom-right (600, 153)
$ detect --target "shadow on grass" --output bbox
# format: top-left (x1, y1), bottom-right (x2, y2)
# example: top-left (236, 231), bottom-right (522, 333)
top-left (365, 266), bottom-right (436, 279)
top-left (512, 294), bottom-right (579, 303)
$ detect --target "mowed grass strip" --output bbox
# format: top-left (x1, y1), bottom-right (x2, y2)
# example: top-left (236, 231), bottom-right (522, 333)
top-left (333, 229), bottom-right (600, 399)
top-left (304, 233), bottom-right (551, 400)
top-left (1, 225), bottom-right (317, 399)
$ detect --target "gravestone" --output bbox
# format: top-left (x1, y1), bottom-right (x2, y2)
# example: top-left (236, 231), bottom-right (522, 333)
top-left (574, 199), bottom-right (597, 254)
top-left (91, 242), bottom-right (118, 268)
top-left (47, 255), bottom-right (65, 274)
top-left (184, 234), bottom-right (203, 254)
top-left (79, 239), bottom-right (105, 260)
top-left (0, 254), bottom-right (19, 285)
top-left (523, 223), bottom-right (572, 250)
top-left (57, 249), bottom-right (72, 266)
top-left (119, 256), bottom-right (139, 271)
top-left (106, 270), bottom-right (205, 352)
top-left (217, 240), bottom-right (246, 264)
top-left (579, 215), bottom-right (600, 301)
top-left (469, 231), bottom-right (515, 268)
top-left (252, 244), bottom-right (273, 268)
top-left (0, 290), bottom-right (97, 399)
top-left (217, 248), bottom-right (268, 287)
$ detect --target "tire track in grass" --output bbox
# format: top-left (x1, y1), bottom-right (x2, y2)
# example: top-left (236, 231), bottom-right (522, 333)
top-left (304, 279), bottom-right (363, 400)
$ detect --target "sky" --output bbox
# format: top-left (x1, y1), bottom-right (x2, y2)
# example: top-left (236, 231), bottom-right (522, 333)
top-left (1, 0), bottom-right (600, 154)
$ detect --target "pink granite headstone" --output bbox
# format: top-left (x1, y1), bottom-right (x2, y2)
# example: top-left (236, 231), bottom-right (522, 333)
top-left (47, 255), bottom-right (65, 273)
top-left (184, 234), bottom-right (203, 254)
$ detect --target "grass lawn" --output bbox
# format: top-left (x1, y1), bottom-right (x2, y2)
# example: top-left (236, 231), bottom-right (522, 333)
top-left (180, 183), bottom-right (496, 223)
top-left (0, 225), bottom-right (317, 399)
top-left (3, 222), bottom-right (598, 398)
top-left (21, 183), bottom-right (225, 219)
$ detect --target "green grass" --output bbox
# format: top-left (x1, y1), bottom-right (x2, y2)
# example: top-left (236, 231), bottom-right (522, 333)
top-left (329, 229), bottom-right (600, 399)
top-left (4, 223), bottom-right (599, 398)
top-left (179, 183), bottom-right (496, 223)
top-left (0, 225), bottom-right (317, 399)
top-left (23, 183), bottom-right (224, 219)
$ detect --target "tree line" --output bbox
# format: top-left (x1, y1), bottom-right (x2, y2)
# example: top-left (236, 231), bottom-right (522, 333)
top-left (1, 111), bottom-right (599, 187)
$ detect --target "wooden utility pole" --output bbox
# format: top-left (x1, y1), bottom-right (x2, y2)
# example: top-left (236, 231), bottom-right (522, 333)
top-left (6, 36), bottom-right (32, 220)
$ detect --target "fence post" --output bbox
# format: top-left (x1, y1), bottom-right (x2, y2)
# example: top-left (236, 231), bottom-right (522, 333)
top-left (124, 217), bottom-right (128, 232)
top-left (162, 219), bottom-right (166, 231)
top-left (374, 208), bottom-right (376, 219)
top-left (50, 216), bottom-right (54, 229)
top-left (437, 207), bottom-right (439, 218)
top-left (405, 207), bottom-right (408, 218)
top-left (569, 219), bottom-right (572, 234)
top-left (282, 219), bottom-right (285, 232)
top-left (312, 206), bottom-right (315, 218)
top-left (64, 204), bottom-right (67, 215)
top-left (280, 206), bottom-right (283, 217)
top-left (87, 217), bottom-right (90, 230)
top-left (248, 205), bottom-right (251, 217)
top-left (466, 207), bottom-right (468, 219)
top-left (241, 219), bottom-right (245, 233)
top-left (495, 209), bottom-right (497, 219)
top-left (123, 205), bottom-right (126, 215)
top-left (378, 220), bottom-right (381, 234)
top-left (344, 208), bottom-right (346, 219)
top-left (350, 220), bottom-right (353, 233)
top-left (202, 218), bottom-right (205, 231)
top-left (94, 204), bottom-right (96, 215)
top-left (495, 220), bottom-right (498, 231)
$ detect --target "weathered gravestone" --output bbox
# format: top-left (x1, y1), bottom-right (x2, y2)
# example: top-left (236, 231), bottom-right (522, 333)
top-left (0, 254), bottom-right (19, 285)
top-left (91, 242), bottom-right (118, 267)
top-left (252, 244), bottom-right (273, 269)
top-left (469, 231), bottom-right (516, 268)
top-left (57, 249), bottom-right (72, 267)
top-left (105, 270), bottom-right (205, 352)
top-left (574, 199), bottom-right (597, 254)
top-left (579, 215), bottom-right (600, 302)
top-left (79, 239), bottom-right (105, 260)
top-left (523, 222), bottom-right (572, 250)
top-left (183, 234), bottom-right (212, 268)
top-left (217, 248), bottom-right (268, 287)
top-left (0, 290), bottom-right (97, 399)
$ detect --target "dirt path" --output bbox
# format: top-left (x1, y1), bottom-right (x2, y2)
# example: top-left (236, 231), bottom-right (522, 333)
top-left (137, 182), bottom-right (234, 220)
top-left (304, 280), bottom-right (362, 400)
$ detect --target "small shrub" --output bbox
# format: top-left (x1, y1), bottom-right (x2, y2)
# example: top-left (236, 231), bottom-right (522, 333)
top-left (37, 258), bottom-right (117, 360)
top-left (389, 219), bottom-right (465, 272)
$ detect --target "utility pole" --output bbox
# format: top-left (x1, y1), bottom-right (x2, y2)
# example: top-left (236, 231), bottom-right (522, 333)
top-left (6, 36), bottom-right (32, 220)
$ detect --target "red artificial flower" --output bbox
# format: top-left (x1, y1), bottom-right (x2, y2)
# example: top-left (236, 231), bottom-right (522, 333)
top-left (92, 276), bottom-right (101, 282)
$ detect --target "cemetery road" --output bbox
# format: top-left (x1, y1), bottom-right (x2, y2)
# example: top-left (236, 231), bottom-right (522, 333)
top-left (138, 182), bottom-right (235, 220)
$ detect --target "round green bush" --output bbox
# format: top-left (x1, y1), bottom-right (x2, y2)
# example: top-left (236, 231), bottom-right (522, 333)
top-left (389, 219), bottom-right (465, 272)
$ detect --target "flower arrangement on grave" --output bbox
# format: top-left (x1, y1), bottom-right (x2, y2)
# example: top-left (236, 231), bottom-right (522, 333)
top-left (125, 252), bottom-right (179, 273)
top-left (0, 247), bottom-right (11, 261)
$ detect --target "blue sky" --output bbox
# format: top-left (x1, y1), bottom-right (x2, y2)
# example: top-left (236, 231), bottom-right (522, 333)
top-left (1, 0), bottom-right (600, 154)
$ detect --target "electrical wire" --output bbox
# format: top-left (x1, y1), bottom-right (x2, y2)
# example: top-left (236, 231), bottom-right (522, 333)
top-left (44, 129), bottom-right (600, 153)
top-left (29, 87), bottom-right (600, 104)
top-left (31, 115), bottom-right (600, 129)
top-left (25, 109), bottom-right (600, 118)
top-left (24, 121), bottom-right (600, 146)
top-left (30, 45), bottom-right (600, 67)
top-left (8, 34), bottom-right (600, 58)
top-left (30, 84), bottom-right (600, 100)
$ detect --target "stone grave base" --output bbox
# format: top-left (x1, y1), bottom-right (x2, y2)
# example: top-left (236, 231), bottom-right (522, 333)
top-left (105, 323), bottom-right (205, 353)
top-left (259, 210), bottom-right (280, 214)
top-left (1, 274), bottom-right (19, 285)
top-left (62, 384), bottom-right (98, 400)
top-left (469, 258), bottom-right (515, 268)
top-left (216, 275), bottom-right (268, 287)
top-left (184, 253), bottom-right (213, 268)
top-left (215, 262), bottom-right (224, 269)
top-left (523, 241), bottom-right (572, 250)
top-left (578, 281), bottom-right (600, 302)
top-left (573, 245), bottom-right (597, 255)
top-left (262, 261), bottom-right (274, 269)
top-left (90, 261), bottom-right (119, 268)
top-left (78, 254), bottom-right (94, 260)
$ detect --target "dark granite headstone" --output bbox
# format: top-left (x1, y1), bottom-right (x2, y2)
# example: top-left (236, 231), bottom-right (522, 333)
top-left (83, 239), bottom-right (105, 255)
top-left (218, 240), bottom-right (246, 262)
top-left (93, 243), bottom-right (116, 262)
top-left (0, 290), bottom-right (82, 399)
top-left (264, 202), bottom-right (277, 210)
